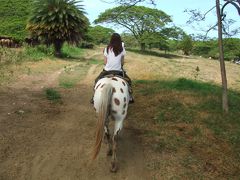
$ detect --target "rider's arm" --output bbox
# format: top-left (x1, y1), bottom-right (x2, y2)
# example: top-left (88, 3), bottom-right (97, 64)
top-left (103, 48), bottom-right (107, 65)
top-left (121, 56), bottom-right (124, 66)
top-left (121, 47), bottom-right (126, 66)
top-left (104, 56), bottom-right (107, 65)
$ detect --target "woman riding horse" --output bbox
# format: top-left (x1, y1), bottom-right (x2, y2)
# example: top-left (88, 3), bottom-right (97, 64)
top-left (91, 33), bottom-right (134, 104)
top-left (91, 33), bottom-right (134, 172)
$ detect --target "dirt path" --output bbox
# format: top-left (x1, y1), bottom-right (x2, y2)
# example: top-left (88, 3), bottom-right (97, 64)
top-left (0, 60), bottom-right (150, 179)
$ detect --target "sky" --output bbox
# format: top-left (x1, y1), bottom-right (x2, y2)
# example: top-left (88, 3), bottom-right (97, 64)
top-left (82, 0), bottom-right (240, 38)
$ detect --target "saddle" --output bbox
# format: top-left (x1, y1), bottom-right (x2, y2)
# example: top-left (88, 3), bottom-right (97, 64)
top-left (99, 70), bottom-right (130, 86)
top-left (105, 74), bottom-right (130, 83)
top-left (92, 70), bottom-right (134, 104)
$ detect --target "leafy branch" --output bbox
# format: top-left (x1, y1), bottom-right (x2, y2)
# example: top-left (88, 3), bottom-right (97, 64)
top-left (185, 0), bottom-right (240, 39)
top-left (99, 0), bottom-right (156, 6)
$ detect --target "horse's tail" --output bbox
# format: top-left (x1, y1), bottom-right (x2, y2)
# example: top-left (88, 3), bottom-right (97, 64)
top-left (92, 83), bottom-right (112, 160)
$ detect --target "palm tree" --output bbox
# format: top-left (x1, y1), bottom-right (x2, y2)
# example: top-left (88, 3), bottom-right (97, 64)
top-left (27, 0), bottom-right (89, 57)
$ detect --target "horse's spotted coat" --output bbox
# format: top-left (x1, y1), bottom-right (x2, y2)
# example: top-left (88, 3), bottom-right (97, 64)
top-left (93, 77), bottom-right (130, 135)
top-left (120, 88), bottom-right (124, 93)
top-left (96, 83), bottom-right (101, 90)
top-left (112, 77), bottom-right (118, 81)
top-left (92, 76), bottom-right (131, 168)
top-left (114, 98), bottom-right (120, 105)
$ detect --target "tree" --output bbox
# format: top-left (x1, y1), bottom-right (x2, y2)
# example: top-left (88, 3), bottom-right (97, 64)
top-left (86, 25), bottom-right (114, 44)
top-left (179, 34), bottom-right (193, 55)
top-left (223, 38), bottom-right (240, 59)
top-left (27, 0), bottom-right (88, 57)
top-left (185, 1), bottom-right (240, 39)
top-left (100, 0), bottom-right (156, 6)
top-left (216, 0), bottom-right (228, 112)
top-left (216, 0), bottom-right (240, 112)
top-left (0, 0), bottom-right (33, 40)
top-left (94, 6), bottom-right (173, 51)
top-left (192, 40), bottom-right (216, 57)
top-left (185, 0), bottom-right (240, 112)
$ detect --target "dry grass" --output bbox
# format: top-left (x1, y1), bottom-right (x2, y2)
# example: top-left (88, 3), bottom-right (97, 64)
top-left (125, 51), bottom-right (240, 91)
top-left (78, 47), bottom-right (240, 92)
top-left (0, 59), bottom-right (78, 85)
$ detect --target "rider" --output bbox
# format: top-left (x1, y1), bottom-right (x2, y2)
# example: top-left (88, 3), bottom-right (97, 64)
top-left (91, 33), bottom-right (134, 104)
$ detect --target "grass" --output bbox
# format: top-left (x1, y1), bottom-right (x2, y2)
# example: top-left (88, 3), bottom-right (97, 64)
top-left (88, 58), bottom-right (104, 65)
top-left (0, 47), bottom-right (25, 65)
top-left (24, 43), bottom-right (84, 60)
top-left (59, 63), bottom-right (89, 88)
top-left (45, 88), bottom-right (61, 101)
top-left (156, 99), bottom-right (195, 124)
top-left (135, 78), bottom-right (221, 95)
top-left (135, 78), bottom-right (240, 142)
top-left (0, 44), bottom-right (84, 64)
top-left (62, 44), bottom-right (84, 59)
top-left (127, 48), bottom-right (182, 59)
top-left (0, 45), bottom-right (54, 65)
top-left (24, 45), bottom-right (54, 61)
top-left (0, 48), bottom-right (26, 84)
top-left (133, 78), bottom-right (240, 179)
top-left (0, 44), bottom-right (86, 85)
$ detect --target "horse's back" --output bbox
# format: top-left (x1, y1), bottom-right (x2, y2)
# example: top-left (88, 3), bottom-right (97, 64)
top-left (94, 77), bottom-right (129, 120)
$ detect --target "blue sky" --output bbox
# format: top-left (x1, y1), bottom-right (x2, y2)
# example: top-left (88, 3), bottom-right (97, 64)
top-left (82, 0), bottom-right (240, 38)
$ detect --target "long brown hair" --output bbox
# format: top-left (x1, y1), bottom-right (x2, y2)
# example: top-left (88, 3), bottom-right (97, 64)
top-left (107, 33), bottom-right (123, 56)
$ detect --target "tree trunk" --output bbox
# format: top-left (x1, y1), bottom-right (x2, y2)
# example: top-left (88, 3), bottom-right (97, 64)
top-left (216, 0), bottom-right (229, 112)
top-left (140, 43), bottom-right (146, 51)
top-left (149, 43), bottom-right (152, 49)
top-left (184, 51), bottom-right (189, 56)
top-left (54, 39), bottom-right (64, 57)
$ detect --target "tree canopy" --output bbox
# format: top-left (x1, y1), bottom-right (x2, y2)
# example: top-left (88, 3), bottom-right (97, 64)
top-left (179, 34), bottom-right (193, 55)
top-left (27, 0), bottom-right (89, 57)
top-left (86, 25), bottom-right (114, 44)
top-left (94, 6), bottom-right (174, 50)
top-left (0, 0), bottom-right (33, 40)
top-left (100, 0), bottom-right (156, 6)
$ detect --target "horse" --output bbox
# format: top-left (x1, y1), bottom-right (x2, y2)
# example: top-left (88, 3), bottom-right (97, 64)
top-left (92, 76), bottom-right (130, 172)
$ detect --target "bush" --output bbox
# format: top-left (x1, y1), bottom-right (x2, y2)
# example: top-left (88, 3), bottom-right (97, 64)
top-left (192, 38), bottom-right (240, 60)
top-left (45, 88), bottom-right (61, 101)
top-left (79, 41), bottom-right (94, 49)
top-left (192, 45), bottom-right (212, 56)
top-left (62, 44), bottom-right (84, 58)
top-left (24, 45), bottom-right (54, 61)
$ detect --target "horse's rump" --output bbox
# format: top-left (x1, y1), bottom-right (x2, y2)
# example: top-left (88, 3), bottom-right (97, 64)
top-left (93, 76), bottom-right (130, 117)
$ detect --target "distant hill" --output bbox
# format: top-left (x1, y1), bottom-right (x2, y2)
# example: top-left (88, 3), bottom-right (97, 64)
top-left (0, 0), bottom-right (33, 40)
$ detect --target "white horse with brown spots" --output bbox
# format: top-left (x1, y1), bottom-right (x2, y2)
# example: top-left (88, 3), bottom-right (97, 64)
top-left (92, 76), bottom-right (130, 172)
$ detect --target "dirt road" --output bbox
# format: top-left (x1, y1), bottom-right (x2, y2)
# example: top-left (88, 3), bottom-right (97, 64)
top-left (0, 60), bottom-right (149, 180)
